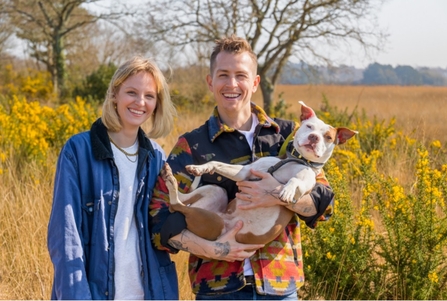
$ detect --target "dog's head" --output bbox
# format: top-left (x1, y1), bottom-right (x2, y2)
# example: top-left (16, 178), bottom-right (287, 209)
top-left (293, 101), bottom-right (357, 164)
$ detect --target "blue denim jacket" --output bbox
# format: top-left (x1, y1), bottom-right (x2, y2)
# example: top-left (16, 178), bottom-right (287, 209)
top-left (47, 118), bottom-right (178, 300)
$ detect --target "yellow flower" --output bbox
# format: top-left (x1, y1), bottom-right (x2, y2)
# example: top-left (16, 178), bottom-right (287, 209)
top-left (428, 272), bottom-right (439, 283)
top-left (431, 140), bottom-right (441, 148)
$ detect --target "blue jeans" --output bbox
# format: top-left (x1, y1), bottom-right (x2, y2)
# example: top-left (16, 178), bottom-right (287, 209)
top-left (195, 285), bottom-right (298, 300)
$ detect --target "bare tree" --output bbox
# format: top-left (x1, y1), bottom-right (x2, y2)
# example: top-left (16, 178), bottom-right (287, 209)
top-left (0, 0), bottom-right (14, 56)
top-left (5, 0), bottom-right (127, 99)
top-left (137, 0), bottom-right (386, 113)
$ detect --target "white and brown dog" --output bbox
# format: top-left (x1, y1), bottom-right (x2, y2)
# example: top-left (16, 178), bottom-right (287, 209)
top-left (162, 101), bottom-right (357, 245)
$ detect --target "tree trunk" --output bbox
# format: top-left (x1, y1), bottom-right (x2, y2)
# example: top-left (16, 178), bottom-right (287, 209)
top-left (51, 68), bottom-right (58, 96)
top-left (259, 77), bottom-right (274, 116)
top-left (53, 34), bottom-right (66, 99)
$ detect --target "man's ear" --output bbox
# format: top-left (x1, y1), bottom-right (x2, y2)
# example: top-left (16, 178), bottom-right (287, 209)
top-left (252, 75), bottom-right (261, 92)
top-left (206, 74), bottom-right (213, 92)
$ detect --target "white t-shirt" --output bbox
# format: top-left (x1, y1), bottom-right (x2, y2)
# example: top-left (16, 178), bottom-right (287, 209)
top-left (237, 113), bottom-right (259, 276)
top-left (111, 140), bottom-right (144, 300)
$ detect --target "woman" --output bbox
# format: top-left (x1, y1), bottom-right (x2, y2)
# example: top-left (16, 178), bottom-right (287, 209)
top-left (47, 56), bottom-right (178, 300)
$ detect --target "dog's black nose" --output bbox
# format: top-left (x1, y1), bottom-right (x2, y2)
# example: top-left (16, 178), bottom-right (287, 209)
top-left (309, 134), bottom-right (319, 143)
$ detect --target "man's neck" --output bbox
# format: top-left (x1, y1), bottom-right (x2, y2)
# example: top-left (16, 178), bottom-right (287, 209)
top-left (218, 106), bottom-right (253, 130)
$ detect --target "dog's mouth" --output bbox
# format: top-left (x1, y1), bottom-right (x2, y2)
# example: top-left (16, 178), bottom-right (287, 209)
top-left (301, 143), bottom-right (320, 158)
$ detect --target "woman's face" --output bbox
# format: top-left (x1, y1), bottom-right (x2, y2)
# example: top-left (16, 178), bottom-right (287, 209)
top-left (115, 71), bottom-right (157, 131)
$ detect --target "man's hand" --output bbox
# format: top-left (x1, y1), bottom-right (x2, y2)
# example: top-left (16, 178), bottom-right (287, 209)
top-left (235, 169), bottom-right (284, 209)
top-left (236, 169), bottom-right (317, 216)
top-left (168, 220), bottom-right (264, 262)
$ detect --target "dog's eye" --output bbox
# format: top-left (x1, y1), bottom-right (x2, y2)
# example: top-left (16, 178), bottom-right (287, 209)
top-left (306, 124), bottom-right (312, 129)
top-left (325, 135), bottom-right (333, 141)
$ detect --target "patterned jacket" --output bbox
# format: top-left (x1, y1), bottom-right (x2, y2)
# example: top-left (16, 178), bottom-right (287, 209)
top-left (150, 103), bottom-right (333, 296)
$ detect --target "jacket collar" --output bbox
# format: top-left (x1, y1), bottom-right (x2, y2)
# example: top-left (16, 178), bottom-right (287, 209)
top-left (90, 118), bottom-right (154, 161)
top-left (207, 102), bottom-right (280, 142)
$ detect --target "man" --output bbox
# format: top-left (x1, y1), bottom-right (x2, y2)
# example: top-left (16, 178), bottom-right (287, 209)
top-left (150, 35), bottom-right (334, 300)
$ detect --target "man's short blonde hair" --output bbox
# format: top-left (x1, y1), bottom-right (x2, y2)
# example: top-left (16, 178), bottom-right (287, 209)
top-left (210, 35), bottom-right (258, 75)
top-left (101, 56), bottom-right (176, 138)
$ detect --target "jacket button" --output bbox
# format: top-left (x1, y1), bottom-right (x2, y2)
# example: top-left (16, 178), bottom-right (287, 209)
top-left (105, 291), bottom-right (108, 296)
top-left (239, 136), bottom-right (244, 140)
top-left (217, 176), bottom-right (222, 181)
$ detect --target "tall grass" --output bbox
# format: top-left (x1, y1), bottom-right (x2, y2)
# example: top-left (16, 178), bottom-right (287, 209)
top-left (0, 156), bottom-right (54, 299)
top-left (1, 86), bottom-right (446, 299)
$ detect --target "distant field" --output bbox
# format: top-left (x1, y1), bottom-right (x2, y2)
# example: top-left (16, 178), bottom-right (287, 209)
top-left (156, 85), bottom-right (447, 154)
top-left (252, 85), bottom-right (447, 144)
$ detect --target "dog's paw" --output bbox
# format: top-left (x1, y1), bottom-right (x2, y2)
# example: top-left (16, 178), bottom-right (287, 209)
top-left (161, 163), bottom-right (178, 190)
top-left (186, 164), bottom-right (212, 176)
top-left (279, 186), bottom-right (297, 204)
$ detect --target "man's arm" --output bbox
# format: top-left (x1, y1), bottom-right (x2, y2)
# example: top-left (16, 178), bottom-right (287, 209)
top-left (236, 169), bottom-right (334, 228)
top-left (167, 221), bottom-right (264, 262)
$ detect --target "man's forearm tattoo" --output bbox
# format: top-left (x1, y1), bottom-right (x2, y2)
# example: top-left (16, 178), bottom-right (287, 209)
top-left (214, 242), bottom-right (230, 257)
top-left (299, 205), bottom-right (313, 213)
top-left (168, 239), bottom-right (188, 251)
top-left (167, 230), bottom-right (231, 258)
top-left (264, 189), bottom-right (280, 199)
top-left (168, 230), bottom-right (191, 252)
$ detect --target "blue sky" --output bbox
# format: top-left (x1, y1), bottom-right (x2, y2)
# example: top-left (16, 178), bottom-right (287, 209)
top-left (349, 0), bottom-right (447, 69)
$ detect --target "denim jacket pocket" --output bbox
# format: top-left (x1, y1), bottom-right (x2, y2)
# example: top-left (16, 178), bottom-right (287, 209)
top-left (81, 197), bottom-right (101, 246)
top-left (158, 261), bottom-right (179, 300)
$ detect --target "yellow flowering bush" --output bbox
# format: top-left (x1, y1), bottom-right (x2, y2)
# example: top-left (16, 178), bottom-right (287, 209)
top-left (0, 96), bottom-right (99, 171)
top-left (300, 101), bottom-right (447, 300)
top-left (0, 65), bottom-right (54, 101)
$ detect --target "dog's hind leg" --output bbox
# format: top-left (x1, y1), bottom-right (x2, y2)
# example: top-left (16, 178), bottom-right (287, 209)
top-left (161, 163), bottom-right (187, 209)
top-left (161, 163), bottom-right (225, 241)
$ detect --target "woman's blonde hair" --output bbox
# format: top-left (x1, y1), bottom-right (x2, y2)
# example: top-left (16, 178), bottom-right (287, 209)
top-left (101, 56), bottom-right (176, 138)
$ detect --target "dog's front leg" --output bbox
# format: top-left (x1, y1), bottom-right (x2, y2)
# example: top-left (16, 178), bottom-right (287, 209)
top-left (186, 161), bottom-right (251, 181)
top-left (279, 169), bottom-right (316, 203)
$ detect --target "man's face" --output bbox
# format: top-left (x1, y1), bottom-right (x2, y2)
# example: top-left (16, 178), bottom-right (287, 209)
top-left (206, 51), bottom-right (260, 114)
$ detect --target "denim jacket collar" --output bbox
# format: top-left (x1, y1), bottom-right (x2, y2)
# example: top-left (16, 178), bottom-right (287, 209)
top-left (90, 118), bottom-right (154, 162)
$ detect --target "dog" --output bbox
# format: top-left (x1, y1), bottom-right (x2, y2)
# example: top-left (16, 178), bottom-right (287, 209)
top-left (161, 101), bottom-right (357, 245)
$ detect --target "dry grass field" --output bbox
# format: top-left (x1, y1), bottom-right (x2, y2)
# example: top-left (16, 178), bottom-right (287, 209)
top-left (0, 85), bottom-right (446, 300)
top-left (253, 85), bottom-right (447, 144)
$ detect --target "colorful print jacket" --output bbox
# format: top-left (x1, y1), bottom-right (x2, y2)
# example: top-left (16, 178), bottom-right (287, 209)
top-left (150, 103), bottom-right (334, 296)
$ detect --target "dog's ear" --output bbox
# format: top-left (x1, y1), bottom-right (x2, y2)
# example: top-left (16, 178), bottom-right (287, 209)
top-left (336, 127), bottom-right (358, 144)
top-left (299, 101), bottom-right (315, 121)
